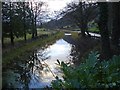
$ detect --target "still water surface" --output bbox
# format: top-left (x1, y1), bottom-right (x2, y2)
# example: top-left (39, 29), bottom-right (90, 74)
top-left (29, 39), bottom-right (72, 88)
top-left (3, 37), bottom-right (75, 89)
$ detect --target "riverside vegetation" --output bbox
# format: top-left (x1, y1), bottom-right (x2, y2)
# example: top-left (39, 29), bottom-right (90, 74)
top-left (52, 52), bottom-right (120, 89)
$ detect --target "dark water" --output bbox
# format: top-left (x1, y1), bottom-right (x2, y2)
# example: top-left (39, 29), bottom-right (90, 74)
top-left (3, 35), bottom-right (79, 89)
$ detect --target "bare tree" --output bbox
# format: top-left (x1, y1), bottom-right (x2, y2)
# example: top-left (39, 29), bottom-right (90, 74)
top-left (29, 1), bottom-right (47, 38)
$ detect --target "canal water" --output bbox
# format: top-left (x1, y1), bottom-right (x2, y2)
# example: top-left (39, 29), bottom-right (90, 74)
top-left (29, 38), bottom-right (73, 88)
top-left (3, 34), bottom-right (78, 89)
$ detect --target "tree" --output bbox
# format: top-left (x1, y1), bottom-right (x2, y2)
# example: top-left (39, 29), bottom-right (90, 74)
top-left (98, 2), bottom-right (111, 59)
top-left (9, 2), bottom-right (14, 45)
top-left (2, 2), bottom-right (32, 45)
top-left (2, 2), bottom-right (10, 46)
top-left (30, 2), bottom-right (35, 38)
top-left (111, 2), bottom-right (120, 48)
top-left (21, 2), bottom-right (31, 41)
top-left (62, 1), bottom-right (98, 37)
top-left (30, 1), bottom-right (46, 38)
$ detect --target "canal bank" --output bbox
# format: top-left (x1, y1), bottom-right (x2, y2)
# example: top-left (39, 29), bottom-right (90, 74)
top-left (2, 33), bottom-right (74, 88)
top-left (2, 32), bottom-right (100, 89)
top-left (3, 31), bottom-right (64, 68)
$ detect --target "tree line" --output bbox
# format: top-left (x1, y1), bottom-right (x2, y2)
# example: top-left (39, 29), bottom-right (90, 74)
top-left (2, 2), bottom-right (46, 46)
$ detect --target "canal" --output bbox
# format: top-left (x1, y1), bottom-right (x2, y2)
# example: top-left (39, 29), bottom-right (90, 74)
top-left (3, 33), bottom-right (78, 89)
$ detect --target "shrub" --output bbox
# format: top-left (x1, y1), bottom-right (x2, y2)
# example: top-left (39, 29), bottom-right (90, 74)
top-left (51, 52), bottom-right (120, 89)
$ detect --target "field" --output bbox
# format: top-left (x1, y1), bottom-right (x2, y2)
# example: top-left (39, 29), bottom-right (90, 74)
top-left (4, 28), bottom-right (57, 44)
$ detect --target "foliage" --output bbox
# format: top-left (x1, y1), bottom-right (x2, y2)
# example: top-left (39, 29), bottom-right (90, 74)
top-left (51, 52), bottom-right (120, 89)
top-left (2, 1), bottom-right (47, 45)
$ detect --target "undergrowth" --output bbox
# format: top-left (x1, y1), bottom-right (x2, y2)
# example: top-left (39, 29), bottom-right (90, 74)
top-left (51, 52), bottom-right (120, 89)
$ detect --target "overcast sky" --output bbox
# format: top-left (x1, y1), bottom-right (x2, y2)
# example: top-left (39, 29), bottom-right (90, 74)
top-left (42, 0), bottom-right (75, 12)
top-left (39, 0), bottom-right (77, 21)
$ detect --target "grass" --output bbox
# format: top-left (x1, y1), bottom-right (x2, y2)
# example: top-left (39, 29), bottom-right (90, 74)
top-left (62, 29), bottom-right (79, 40)
top-left (3, 31), bottom-right (64, 67)
top-left (4, 34), bottom-right (32, 44)
top-left (71, 32), bottom-right (79, 40)
top-left (4, 29), bottom-right (55, 44)
top-left (88, 27), bottom-right (100, 33)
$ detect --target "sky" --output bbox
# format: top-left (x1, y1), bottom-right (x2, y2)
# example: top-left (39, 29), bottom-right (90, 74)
top-left (2, 0), bottom-right (76, 22)
top-left (40, 0), bottom-right (74, 12)
top-left (39, 0), bottom-right (76, 21)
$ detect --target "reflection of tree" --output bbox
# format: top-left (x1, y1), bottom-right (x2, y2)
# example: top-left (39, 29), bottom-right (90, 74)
top-left (37, 50), bottom-right (56, 78)
top-left (70, 45), bottom-right (80, 65)
top-left (7, 49), bottom-right (52, 89)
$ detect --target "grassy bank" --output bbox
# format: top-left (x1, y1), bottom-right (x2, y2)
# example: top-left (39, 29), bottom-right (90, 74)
top-left (3, 31), bottom-right (64, 67)
top-left (4, 30), bottom-right (55, 44)
top-left (71, 32), bottom-right (79, 40)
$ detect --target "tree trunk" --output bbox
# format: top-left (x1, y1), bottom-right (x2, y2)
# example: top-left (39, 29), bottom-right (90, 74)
top-left (32, 18), bottom-right (35, 38)
top-left (23, 2), bottom-right (26, 41)
top-left (79, 2), bottom-right (86, 37)
top-left (80, 24), bottom-right (86, 37)
top-left (31, 2), bottom-right (35, 39)
top-left (24, 32), bottom-right (26, 41)
top-left (84, 20), bottom-right (91, 37)
top-left (10, 2), bottom-right (14, 45)
top-left (119, 2), bottom-right (120, 44)
top-left (2, 35), bottom-right (4, 47)
top-left (35, 17), bottom-right (37, 37)
top-left (32, 23), bottom-right (35, 38)
top-left (98, 2), bottom-right (111, 59)
top-left (10, 31), bottom-right (14, 45)
top-left (35, 4), bottom-right (38, 37)
top-left (111, 3), bottom-right (120, 47)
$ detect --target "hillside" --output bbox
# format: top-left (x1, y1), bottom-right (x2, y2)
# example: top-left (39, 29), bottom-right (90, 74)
top-left (43, 14), bottom-right (77, 29)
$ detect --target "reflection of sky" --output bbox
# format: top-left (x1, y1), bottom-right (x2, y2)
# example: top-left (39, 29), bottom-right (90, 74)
top-left (29, 39), bottom-right (72, 88)
top-left (43, 39), bottom-right (72, 72)
top-left (46, 39), bottom-right (71, 58)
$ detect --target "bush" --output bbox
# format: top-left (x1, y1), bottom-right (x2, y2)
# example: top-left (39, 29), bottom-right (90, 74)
top-left (51, 52), bottom-right (120, 89)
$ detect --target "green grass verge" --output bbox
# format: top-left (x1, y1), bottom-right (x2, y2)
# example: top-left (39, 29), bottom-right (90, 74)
top-left (88, 27), bottom-right (100, 33)
top-left (3, 31), bottom-right (64, 67)
top-left (4, 34), bottom-right (32, 44)
top-left (71, 32), bottom-right (79, 40)
top-left (4, 30), bottom-right (54, 44)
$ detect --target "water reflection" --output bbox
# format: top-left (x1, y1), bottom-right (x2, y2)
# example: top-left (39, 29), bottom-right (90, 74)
top-left (3, 38), bottom-right (75, 89)
top-left (70, 45), bottom-right (81, 65)
top-left (29, 39), bottom-right (73, 88)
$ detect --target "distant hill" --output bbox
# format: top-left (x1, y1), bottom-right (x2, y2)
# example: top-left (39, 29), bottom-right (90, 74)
top-left (43, 4), bottom-right (98, 31)
top-left (43, 14), bottom-right (77, 29)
